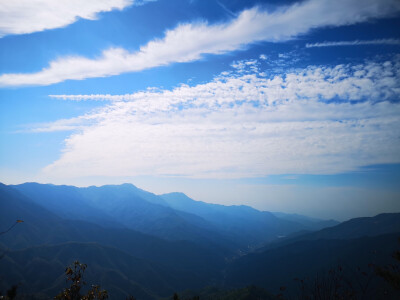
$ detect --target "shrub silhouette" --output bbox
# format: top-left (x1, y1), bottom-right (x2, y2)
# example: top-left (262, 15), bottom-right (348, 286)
top-left (54, 261), bottom-right (108, 300)
top-left (375, 238), bottom-right (400, 291)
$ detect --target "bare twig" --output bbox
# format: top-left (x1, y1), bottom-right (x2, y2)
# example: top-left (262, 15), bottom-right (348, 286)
top-left (0, 220), bottom-right (24, 236)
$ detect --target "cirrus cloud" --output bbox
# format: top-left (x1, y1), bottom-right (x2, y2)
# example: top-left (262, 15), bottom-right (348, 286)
top-left (40, 56), bottom-right (400, 179)
top-left (1, 0), bottom-right (400, 87)
top-left (0, 0), bottom-right (139, 37)
top-left (306, 38), bottom-right (400, 48)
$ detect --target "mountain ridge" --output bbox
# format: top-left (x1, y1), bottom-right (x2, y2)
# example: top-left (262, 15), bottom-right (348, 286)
top-left (2, 182), bottom-right (400, 299)
top-left (11, 182), bottom-right (338, 251)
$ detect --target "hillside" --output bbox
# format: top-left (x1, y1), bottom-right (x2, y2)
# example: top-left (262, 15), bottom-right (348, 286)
top-left (161, 192), bottom-right (320, 247)
top-left (12, 183), bottom-right (336, 251)
top-left (0, 183), bottom-right (226, 295)
top-left (262, 212), bottom-right (400, 251)
top-left (2, 182), bottom-right (400, 299)
top-left (226, 233), bottom-right (400, 298)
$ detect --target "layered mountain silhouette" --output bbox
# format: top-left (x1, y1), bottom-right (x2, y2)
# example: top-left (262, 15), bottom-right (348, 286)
top-left (1, 182), bottom-right (399, 299)
top-left (11, 183), bottom-right (336, 251)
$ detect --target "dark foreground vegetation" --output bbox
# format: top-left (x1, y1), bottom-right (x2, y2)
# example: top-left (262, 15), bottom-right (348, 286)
top-left (1, 182), bottom-right (400, 299)
top-left (2, 255), bottom-right (400, 300)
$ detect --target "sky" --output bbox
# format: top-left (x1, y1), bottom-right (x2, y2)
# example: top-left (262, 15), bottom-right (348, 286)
top-left (1, 0), bottom-right (400, 220)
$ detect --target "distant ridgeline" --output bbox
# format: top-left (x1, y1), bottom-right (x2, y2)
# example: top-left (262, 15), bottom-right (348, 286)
top-left (0, 182), bottom-right (399, 299)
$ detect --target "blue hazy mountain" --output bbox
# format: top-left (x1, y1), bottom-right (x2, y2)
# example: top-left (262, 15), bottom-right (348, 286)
top-left (0, 183), bottom-right (226, 295)
top-left (2, 182), bottom-right (400, 299)
top-left (161, 192), bottom-right (322, 247)
top-left (9, 182), bottom-right (121, 227)
top-left (261, 212), bottom-right (400, 252)
top-left (11, 183), bottom-right (236, 252)
top-left (271, 211), bottom-right (339, 230)
top-left (225, 213), bottom-right (400, 297)
top-left (1, 242), bottom-right (175, 300)
top-left (12, 183), bottom-right (336, 251)
top-left (225, 232), bottom-right (400, 297)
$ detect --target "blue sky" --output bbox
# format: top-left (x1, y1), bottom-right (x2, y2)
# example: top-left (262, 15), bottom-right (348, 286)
top-left (1, 0), bottom-right (400, 220)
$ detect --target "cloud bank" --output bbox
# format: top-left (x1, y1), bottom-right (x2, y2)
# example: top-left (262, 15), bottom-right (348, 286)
top-left (0, 0), bottom-right (137, 37)
top-left (41, 56), bottom-right (400, 179)
top-left (1, 0), bottom-right (400, 87)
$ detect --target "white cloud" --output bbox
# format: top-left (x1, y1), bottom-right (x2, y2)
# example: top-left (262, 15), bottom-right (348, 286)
top-left (1, 0), bottom-right (399, 87)
top-left (26, 115), bottom-right (97, 133)
top-left (306, 38), bottom-right (400, 48)
top-left (0, 0), bottom-right (138, 37)
top-left (41, 57), bottom-right (400, 179)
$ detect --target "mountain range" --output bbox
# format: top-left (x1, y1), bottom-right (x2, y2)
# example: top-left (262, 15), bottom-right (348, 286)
top-left (1, 182), bottom-right (399, 299)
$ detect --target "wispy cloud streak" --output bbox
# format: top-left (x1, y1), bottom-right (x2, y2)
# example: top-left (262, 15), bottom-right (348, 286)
top-left (1, 0), bottom-right (399, 87)
top-left (306, 38), bottom-right (400, 48)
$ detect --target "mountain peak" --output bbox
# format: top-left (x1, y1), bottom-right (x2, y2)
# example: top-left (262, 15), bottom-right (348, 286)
top-left (161, 192), bottom-right (192, 199)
